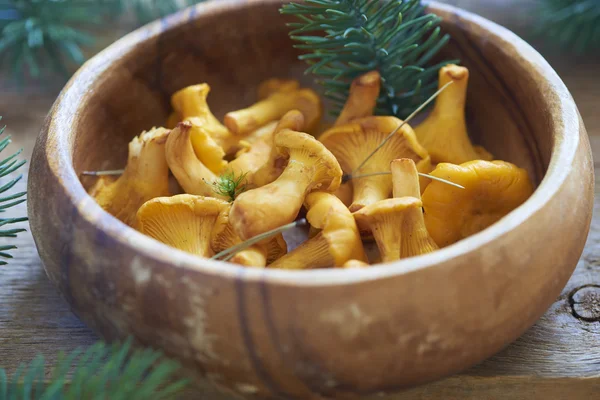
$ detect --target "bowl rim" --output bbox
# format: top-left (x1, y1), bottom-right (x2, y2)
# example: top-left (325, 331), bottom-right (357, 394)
top-left (45, 0), bottom-right (580, 286)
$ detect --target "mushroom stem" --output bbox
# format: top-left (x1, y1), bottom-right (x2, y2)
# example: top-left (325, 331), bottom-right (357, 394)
top-left (269, 232), bottom-right (332, 270)
top-left (336, 71), bottom-right (380, 126)
top-left (230, 246), bottom-right (268, 267)
top-left (225, 89), bottom-right (321, 135)
top-left (357, 199), bottom-right (438, 263)
top-left (391, 158), bottom-right (421, 198)
top-left (352, 80), bottom-right (453, 175)
top-left (232, 158), bottom-right (315, 238)
top-left (231, 129), bottom-right (341, 239)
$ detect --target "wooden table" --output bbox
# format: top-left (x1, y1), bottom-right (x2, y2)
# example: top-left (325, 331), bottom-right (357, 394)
top-left (1, 1), bottom-right (599, 398)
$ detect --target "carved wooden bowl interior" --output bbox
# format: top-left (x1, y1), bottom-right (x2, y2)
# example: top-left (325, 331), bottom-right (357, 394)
top-left (28, 1), bottom-right (593, 399)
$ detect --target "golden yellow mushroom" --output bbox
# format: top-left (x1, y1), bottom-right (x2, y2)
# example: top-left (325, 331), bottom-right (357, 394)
top-left (343, 259), bottom-right (370, 268)
top-left (136, 194), bottom-right (228, 257)
top-left (257, 78), bottom-right (300, 100)
top-left (354, 159), bottom-right (438, 263)
top-left (165, 121), bottom-right (226, 199)
top-left (171, 83), bottom-right (237, 152)
top-left (224, 88), bottom-right (322, 136)
top-left (414, 64), bottom-right (492, 164)
top-left (335, 70), bottom-right (380, 126)
top-left (416, 155), bottom-right (435, 193)
top-left (211, 206), bottom-right (287, 267)
top-left (422, 160), bottom-right (534, 247)
top-left (320, 116), bottom-right (428, 212)
top-left (91, 127), bottom-right (170, 226)
top-left (166, 112), bottom-right (179, 129)
top-left (251, 110), bottom-right (306, 187)
top-left (270, 192), bottom-right (366, 269)
top-left (333, 182), bottom-right (353, 207)
top-left (230, 129), bottom-right (342, 240)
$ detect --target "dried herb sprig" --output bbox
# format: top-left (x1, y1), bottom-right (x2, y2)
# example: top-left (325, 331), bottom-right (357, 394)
top-left (212, 170), bottom-right (249, 202)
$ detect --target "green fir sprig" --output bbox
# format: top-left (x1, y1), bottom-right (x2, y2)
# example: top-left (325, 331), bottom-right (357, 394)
top-left (0, 117), bottom-right (26, 265)
top-left (129, 0), bottom-right (203, 26)
top-left (0, 0), bottom-right (208, 83)
top-left (538, 0), bottom-right (600, 53)
top-left (281, 0), bottom-right (457, 118)
top-left (0, 0), bottom-right (119, 82)
top-left (0, 337), bottom-right (189, 399)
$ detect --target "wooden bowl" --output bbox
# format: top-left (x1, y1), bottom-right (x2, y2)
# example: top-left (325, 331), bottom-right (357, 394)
top-left (28, 1), bottom-right (593, 398)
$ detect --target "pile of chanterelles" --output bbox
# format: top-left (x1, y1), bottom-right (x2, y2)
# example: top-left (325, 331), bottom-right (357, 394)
top-left (89, 66), bottom-right (533, 269)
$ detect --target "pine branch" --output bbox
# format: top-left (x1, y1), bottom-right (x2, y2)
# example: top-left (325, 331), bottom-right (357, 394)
top-left (0, 337), bottom-right (189, 399)
top-left (538, 0), bottom-right (600, 53)
top-left (281, 0), bottom-right (457, 118)
top-left (0, 117), bottom-right (26, 265)
top-left (0, 0), bottom-right (120, 82)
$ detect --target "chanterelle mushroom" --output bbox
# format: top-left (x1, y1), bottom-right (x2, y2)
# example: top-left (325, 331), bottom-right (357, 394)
top-left (171, 83), bottom-right (237, 152)
top-left (270, 192), bottom-right (367, 270)
top-left (165, 121), bottom-right (226, 199)
top-left (335, 70), bottom-right (381, 126)
top-left (257, 78), bottom-right (300, 100)
top-left (230, 129), bottom-right (342, 240)
top-left (354, 159), bottom-right (438, 263)
top-left (227, 122), bottom-right (278, 182)
top-left (211, 206), bottom-right (287, 267)
top-left (224, 88), bottom-right (322, 136)
top-left (136, 194), bottom-right (229, 257)
top-left (422, 160), bottom-right (533, 247)
top-left (414, 65), bottom-right (493, 164)
top-left (251, 110), bottom-right (306, 187)
top-left (91, 127), bottom-right (170, 226)
top-left (320, 116), bottom-right (428, 212)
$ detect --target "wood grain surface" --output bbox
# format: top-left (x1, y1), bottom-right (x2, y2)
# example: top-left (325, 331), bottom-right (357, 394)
top-left (1, 0), bottom-right (599, 398)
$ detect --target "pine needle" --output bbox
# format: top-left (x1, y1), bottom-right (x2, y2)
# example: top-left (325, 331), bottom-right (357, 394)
top-left (211, 218), bottom-right (308, 261)
top-left (0, 338), bottom-right (189, 399)
top-left (0, 117), bottom-right (26, 265)
top-left (281, 0), bottom-right (458, 118)
top-left (348, 171), bottom-right (465, 189)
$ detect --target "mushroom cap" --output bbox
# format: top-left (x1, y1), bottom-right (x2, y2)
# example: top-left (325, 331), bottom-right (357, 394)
top-left (320, 116), bottom-right (428, 211)
top-left (414, 64), bottom-right (492, 164)
top-left (188, 122), bottom-right (227, 174)
top-left (211, 206), bottom-right (287, 265)
top-left (354, 197), bottom-right (423, 231)
top-left (165, 122), bottom-right (225, 199)
top-left (251, 110), bottom-right (306, 187)
top-left (136, 194), bottom-right (229, 256)
top-left (171, 83), bottom-right (236, 152)
top-left (275, 129), bottom-right (343, 193)
top-left (92, 127), bottom-right (171, 226)
top-left (422, 160), bottom-right (534, 247)
top-left (305, 192), bottom-right (367, 265)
